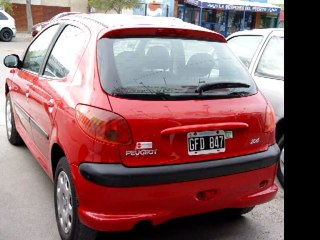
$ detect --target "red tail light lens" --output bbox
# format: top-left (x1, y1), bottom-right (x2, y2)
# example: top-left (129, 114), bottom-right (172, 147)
top-left (75, 105), bottom-right (132, 145)
top-left (264, 103), bottom-right (276, 133)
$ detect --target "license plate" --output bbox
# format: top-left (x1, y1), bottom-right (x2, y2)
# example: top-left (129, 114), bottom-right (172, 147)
top-left (187, 130), bottom-right (226, 156)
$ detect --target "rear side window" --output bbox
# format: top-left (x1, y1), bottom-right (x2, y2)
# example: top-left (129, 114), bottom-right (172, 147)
top-left (43, 25), bottom-right (86, 78)
top-left (255, 36), bottom-right (284, 80)
top-left (22, 25), bottom-right (59, 73)
top-left (98, 37), bottom-right (257, 100)
top-left (0, 12), bottom-right (8, 20)
top-left (227, 35), bottom-right (263, 68)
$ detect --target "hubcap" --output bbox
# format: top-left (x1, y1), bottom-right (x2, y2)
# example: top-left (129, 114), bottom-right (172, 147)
top-left (280, 147), bottom-right (284, 177)
top-left (3, 31), bottom-right (10, 40)
top-left (6, 99), bottom-right (12, 138)
top-left (56, 171), bottom-right (73, 234)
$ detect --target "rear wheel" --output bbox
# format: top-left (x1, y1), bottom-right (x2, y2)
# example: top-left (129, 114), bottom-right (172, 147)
top-left (54, 157), bottom-right (97, 240)
top-left (277, 135), bottom-right (284, 187)
top-left (5, 94), bottom-right (23, 145)
top-left (0, 28), bottom-right (13, 42)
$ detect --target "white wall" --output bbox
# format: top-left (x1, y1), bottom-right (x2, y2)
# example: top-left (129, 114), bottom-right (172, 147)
top-left (11, 0), bottom-right (41, 5)
top-left (41, 0), bottom-right (69, 7)
top-left (70, 0), bottom-right (88, 12)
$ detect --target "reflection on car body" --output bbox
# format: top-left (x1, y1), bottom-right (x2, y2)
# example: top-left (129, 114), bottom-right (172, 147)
top-left (31, 11), bottom-right (81, 37)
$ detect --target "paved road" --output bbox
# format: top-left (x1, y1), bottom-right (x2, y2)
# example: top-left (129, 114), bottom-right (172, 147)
top-left (0, 33), bottom-right (284, 240)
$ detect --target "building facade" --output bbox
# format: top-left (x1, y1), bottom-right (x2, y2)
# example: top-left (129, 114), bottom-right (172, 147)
top-left (133, 0), bottom-right (175, 17)
top-left (176, 0), bottom-right (281, 37)
top-left (10, 0), bottom-right (88, 31)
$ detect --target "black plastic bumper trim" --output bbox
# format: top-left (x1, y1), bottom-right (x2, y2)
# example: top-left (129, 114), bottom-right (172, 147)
top-left (79, 144), bottom-right (280, 187)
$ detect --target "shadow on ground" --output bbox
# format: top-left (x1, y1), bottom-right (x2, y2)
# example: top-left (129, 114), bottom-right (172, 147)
top-left (97, 211), bottom-right (252, 240)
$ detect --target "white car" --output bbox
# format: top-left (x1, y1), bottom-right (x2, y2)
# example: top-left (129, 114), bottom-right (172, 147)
top-left (227, 28), bottom-right (284, 187)
top-left (0, 10), bottom-right (16, 42)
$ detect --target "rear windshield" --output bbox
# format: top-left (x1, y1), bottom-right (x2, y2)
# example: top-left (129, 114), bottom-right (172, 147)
top-left (97, 37), bottom-right (257, 100)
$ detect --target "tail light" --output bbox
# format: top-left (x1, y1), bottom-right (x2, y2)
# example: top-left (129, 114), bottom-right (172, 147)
top-left (75, 104), bottom-right (132, 145)
top-left (264, 103), bottom-right (276, 133)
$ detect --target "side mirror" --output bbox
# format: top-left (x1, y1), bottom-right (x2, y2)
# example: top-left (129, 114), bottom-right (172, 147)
top-left (3, 54), bottom-right (22, 68)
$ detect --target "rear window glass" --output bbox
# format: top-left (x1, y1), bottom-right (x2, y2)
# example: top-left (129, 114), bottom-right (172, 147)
top-left (227, 35), bottom-right (263, 68)
top-left (98, 37), bottom-right (256, 100)
top-left (0, 12), bottom-right (8, 20)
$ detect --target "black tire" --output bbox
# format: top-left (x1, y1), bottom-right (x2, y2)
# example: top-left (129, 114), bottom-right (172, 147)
top-left (0, 28), bottom-right (13, 42)
top-left (221, 207), bottom-right (255, 218)
top-left (277, 135), bottom-right (284, 187)
top-left (5, 94), bottom-right (23, 145)
top-left (54, 157), bottom-right (97, 240)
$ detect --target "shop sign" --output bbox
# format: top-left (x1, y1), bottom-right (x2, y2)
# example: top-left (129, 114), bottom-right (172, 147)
top-left (202, 2), bottom-right (280, 13)
top-left (185, 0), bottom-right (201, 7)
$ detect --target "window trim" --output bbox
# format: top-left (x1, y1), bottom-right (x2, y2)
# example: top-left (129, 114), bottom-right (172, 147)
top-left (40, 23), bottom-right (89, 81)
top-left (38, 24), bottom-right (68, 78)
top-left (227, 34), bottom-right (264, 69)
top-left (21, 24), bottom-right (64, 76)
top-left (251, 30), bottom-right (284, 80)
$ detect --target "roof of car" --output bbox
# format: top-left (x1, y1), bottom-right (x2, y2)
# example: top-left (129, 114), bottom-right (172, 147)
top-left (55, 13), bottom-right (227, 42)
top-left (227, 28), bottom-right (284, 39)
top-left (66, 13), bottom-right (213, 32)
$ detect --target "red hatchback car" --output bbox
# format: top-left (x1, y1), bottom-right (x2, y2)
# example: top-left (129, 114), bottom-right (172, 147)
top-left (4, 14), bottom-right (280, 240)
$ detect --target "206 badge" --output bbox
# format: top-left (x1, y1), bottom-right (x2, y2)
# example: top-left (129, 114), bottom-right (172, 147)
top-left (250, 138), bottom-right (260, 144)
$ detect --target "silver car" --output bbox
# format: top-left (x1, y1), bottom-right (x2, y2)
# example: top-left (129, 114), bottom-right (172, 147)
top-left (227, 28), bottom-right (284, 187)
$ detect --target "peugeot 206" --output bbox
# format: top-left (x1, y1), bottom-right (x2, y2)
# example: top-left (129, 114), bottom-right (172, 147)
top-left (3, 14), bottom-right (280, 240)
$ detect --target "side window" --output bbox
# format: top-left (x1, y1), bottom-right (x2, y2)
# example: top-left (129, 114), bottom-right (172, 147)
top-left (43, 25), bottom-right (86, 79)
top-left (227, 35), bottom-right (263, 68)
top-left (22, 25), bottom-right (59, 74)
top-left (255, 36), bottom-right (284, 80)
top-left (0, 12), bottom-right (8, 20)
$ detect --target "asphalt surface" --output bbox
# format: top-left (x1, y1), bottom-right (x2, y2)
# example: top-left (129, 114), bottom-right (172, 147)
top-left (0, 33), bottom-right (284, 240)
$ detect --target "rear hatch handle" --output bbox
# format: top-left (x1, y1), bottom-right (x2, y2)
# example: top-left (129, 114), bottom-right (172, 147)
top-left (161, 122), bottom-right (249, 135)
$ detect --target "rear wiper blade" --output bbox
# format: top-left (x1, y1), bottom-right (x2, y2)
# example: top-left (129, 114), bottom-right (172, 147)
top-left (113, 92), bottom-right (171, 100)
top-left (227, 91), bottom-right (251, 97)
top-left (195, 82), bottom-right (250, 94)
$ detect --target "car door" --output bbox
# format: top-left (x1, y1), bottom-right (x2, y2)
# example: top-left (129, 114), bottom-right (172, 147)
top-left (251, 30), bottom-right (284, 120)
top-left (9, 25), bottom-right (60, 141)
top-left (28, 25), bottom-right (88, 161)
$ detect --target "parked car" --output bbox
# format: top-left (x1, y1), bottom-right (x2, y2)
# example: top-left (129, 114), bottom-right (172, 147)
top-left (0, 10), bottom-right (16, 42)
top-left (4, 14), bottom-right (280, 240)
top-left (31, 11), bottom-right (81, 37)
top-left (227, 28), bottom-right (284, 187)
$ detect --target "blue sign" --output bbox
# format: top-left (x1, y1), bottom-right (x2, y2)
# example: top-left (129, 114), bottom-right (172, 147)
top-left (202, 2), bottom-right (280, 13)
top-left (184, 0), bottom-right (281, 13)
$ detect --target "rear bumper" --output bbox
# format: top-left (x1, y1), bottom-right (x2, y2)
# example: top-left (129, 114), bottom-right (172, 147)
top-left (11, 27), bottom-right (16, 37)
top-left (73, 145), bottom-right (279, 231)
top-left (79, 144), bottom-right (280, 187)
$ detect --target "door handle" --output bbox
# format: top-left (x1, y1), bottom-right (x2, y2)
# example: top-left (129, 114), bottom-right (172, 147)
top-left (47, 99), bottom-right (54, 108)
top-left (25, 86), bottom-right (30, 98)
top-left (47, 99), bottom-right (55, 113)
